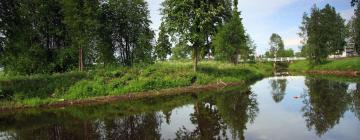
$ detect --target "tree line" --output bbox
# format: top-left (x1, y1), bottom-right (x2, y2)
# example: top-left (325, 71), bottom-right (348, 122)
top-left (0, 0), bottom-right (153, 75)
top-left (0, 0), bottom-right (255, 75)
top-left (299, 3), bottom-right (360, 65)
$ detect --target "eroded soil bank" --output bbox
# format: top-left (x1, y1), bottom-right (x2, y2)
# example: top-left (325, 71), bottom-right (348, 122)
top-left (306, 70), bottom-right (359, 77)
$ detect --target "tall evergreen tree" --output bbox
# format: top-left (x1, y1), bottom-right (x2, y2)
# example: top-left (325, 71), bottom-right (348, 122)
top-left (104, 0), bottom-right (154, 66)
top-left (62, 0), bottom-right (100, 71)
top-left (97, 3), bottom-right (116, 65)
top-left (213, 9), bottom-right (247, 64)
top-left (299, 4), bottom-right (346, 65)
top-left (155, 23), bottom-right (172, 61)
top-left (351, 3), bottom-right (360, 54)
top-left (320, 5), bottom-right (346, 55)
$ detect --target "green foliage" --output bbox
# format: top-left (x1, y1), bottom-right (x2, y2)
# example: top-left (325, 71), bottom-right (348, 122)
top-left (245, 34), bottom-right (257, 62)
top-left (171, 41), bottom-right (191, 60)
top-left (299, 4), bottom-right (347, 65)
top-left (264, 33), bottom-right (294, 58)
top-left (213, 11), bottom-right (247, 64)
top-left (269, 33), bottom-right (285, 57)
top-left (155, 24), bottom-right (172, 61)
top-left (161, 0), bottom-right (233, 71)
top-left (0, 0), bottom-right (77, 74)
top-left (61, 0), bottom-right (100, 70)
top-left (281, 49), bottom-right (295, 57)
top-left (0, 0), bottom-right (155, 75)
top-left (108, 0), bottom-right (154, 65)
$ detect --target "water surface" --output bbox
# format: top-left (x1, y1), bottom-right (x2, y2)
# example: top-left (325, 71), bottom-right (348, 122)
top-left (0, 76), bottom-right (359, 140)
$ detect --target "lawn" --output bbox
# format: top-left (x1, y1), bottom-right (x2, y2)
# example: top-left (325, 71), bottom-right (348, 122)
top-left (289, 57), bottom-right (360, 72)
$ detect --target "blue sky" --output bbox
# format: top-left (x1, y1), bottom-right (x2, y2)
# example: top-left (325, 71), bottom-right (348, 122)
top-left (146, 0), bottom-right (355, 55)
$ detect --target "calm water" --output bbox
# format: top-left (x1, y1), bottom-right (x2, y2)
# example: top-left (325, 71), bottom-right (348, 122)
top-left (0, 76), bottom-right (359, 140)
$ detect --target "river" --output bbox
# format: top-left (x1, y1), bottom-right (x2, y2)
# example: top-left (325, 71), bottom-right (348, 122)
top-left (0, 76), bottom-right (359, 140)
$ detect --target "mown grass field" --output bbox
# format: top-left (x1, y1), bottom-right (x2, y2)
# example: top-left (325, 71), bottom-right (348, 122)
top-left (0, 61), bottom-right (273, 107)
top-left (289, 57), bottom-right (360, 72)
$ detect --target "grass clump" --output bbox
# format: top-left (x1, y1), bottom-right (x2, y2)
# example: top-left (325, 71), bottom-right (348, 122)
top-left (0, 72), bottom-right (88, 100)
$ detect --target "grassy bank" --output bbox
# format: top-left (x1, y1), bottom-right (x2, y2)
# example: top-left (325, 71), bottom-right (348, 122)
top-left (289, 57), bottom-right (360, 73)
top-left (0, 61), bottom-right (273, 108)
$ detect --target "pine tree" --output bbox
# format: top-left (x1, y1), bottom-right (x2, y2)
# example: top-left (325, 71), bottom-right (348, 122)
top-left (213, 1), bottom-right (247, 64)
top-left (352, 3), bottom-right (360, 54)
top-left (62, 0), bottom-right (100, 71)
top-left (155, 23), bottom-right (172, 61)
top-left (299, 4), bottom-right (346, 65)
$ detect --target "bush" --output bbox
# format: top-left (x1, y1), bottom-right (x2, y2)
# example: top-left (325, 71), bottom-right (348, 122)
top-left (0, 72), bottom-right (87, 100)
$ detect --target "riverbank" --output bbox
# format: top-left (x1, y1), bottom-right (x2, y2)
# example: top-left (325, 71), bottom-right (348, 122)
top-left (289, 57), bottom-right (360, 77)
top-left (0, 81), bottom-right (246, 112)
top-left (0, 61), bottom-right (273, 110)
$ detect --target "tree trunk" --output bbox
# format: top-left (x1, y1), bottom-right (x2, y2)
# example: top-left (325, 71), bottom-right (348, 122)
top-left (79, 46), bottom-right (84, 71)
top-left (193, 47), bottom-right (199, 72)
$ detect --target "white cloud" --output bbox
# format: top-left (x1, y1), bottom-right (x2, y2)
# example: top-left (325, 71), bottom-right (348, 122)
top-left (340, 8), bottom-right (355, 21)
top-left (238, 0), bottom-right (299, 18)
top-left (284, 38), bottom-right (301, 47)
top-left (237, 0), bottom-right (301, 54)
top-left (146, 0), bottom-right (164, 32)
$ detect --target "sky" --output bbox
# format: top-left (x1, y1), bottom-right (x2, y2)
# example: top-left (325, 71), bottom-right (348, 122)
top-left (145, 0), bottom-right (355, 55)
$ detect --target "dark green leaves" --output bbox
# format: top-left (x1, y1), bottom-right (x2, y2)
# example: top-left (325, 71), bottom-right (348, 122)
top-left (299, 4), bottom-right (346, 65)
top-left (213, 11), bottom-right (247, 64)
top-left (0, 0), bottom-right (155, 75)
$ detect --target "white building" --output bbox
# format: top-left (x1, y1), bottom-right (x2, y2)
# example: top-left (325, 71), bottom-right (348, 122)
top-left (329, 40), bottom-right (358, 58)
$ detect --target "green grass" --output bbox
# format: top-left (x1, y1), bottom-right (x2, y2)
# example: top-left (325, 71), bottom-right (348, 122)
top-left (0, 61), bottom-right (273, 107)
top-left (289, 57), bottom-right (360, 72)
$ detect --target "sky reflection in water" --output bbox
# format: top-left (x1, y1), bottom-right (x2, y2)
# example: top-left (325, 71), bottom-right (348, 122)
top-left (0, 76), bottom-right (359, 140)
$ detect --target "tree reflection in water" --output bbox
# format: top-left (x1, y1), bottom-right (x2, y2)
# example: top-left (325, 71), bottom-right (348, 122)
top-left (351, 83), bottom-right (360, 121)
top-left (302, 78), bottom-right (352, 136)
top-left (216, 88), bottom-right (258, 140)
top-left (269, 78), bottom-right (288, 103)
top-left (175, 101), bottom-right (228, 140)
top-left (0, 112), bottom-right (163, 140)
top-left (0, 87), bottom-right (258, 140)
top-left (99, 113), bottom-right (162, 139)
top-left (175, 87), bottom-right (258, 140)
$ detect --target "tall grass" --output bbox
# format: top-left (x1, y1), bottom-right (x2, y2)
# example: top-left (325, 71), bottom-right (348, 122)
top-left (0, 61), bottom-right (273, 107)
